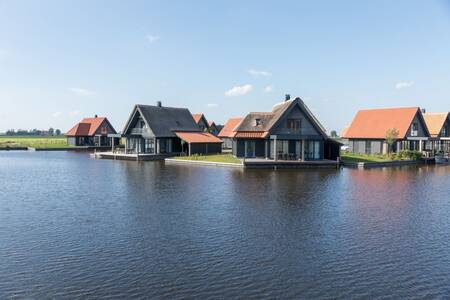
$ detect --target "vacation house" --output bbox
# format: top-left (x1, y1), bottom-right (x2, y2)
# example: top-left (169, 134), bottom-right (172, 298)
top-left (423, 112), bottom-right (450, 153)
top-left (342, 107), bottom-right (430, 154)
top-left (231, 96), bottom-right (339, 160)
top-left (192, 113), bottom-right (210, 132)
top-left (208, 121), bottom-right (219, 136)
top-left (122, 102), bottom-right (222, 155)
top-left (218, 117), bottom-right (243, 149)
top-left (66, 116), bottom-right (119, 147)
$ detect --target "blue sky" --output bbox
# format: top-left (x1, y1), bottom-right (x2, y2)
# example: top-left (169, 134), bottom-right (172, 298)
top-left (1, 0), bottom-right (449, 133)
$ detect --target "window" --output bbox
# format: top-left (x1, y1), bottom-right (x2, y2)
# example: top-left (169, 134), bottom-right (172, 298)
top-left (365, 141), bottom-right (372, 154)
top-left (442, 125), bottom-right (448, 137)
top-left (255, 118), bottom-right (262, 126)
top-left (287, 119), bottom-right (301, 132)
top-left (411, 123), bottom-right (418, 136)
top-left (144, 139), bottom-right (155, 153)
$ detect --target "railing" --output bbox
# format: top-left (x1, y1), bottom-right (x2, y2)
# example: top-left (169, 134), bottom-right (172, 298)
top-left (130, 128), bottom-right (151, 135)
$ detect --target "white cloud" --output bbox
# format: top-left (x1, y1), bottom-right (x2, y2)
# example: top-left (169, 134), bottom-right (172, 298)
top-left (146, 35), bottom-right (160, 43)
top-left (248, 69), bottom-right (272, 77)
top-left (225, 84), bottom-right (253, 97)
top-left (52, 111), bottom-right (62, 118)
top-left (68, 88), bottom-right (94, 97)
top-left (207, 103), bottom-right (218, 107)
top-left (395, 81), bottom-right (414, 90)
top-left (264, 85), bottom-right (273, 93)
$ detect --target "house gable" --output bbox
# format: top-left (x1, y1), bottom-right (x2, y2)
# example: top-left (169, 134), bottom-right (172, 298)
top-left (441, 115), bottom-right (450, 137)
top-left (123, 106), bottom-right (155, 137)
top-left (405, 111), bottom-right (430, 138)
top-left (269, 100), bottom-right (326, 139)
top-left (93, 119), bottom-right (117, 136)
top-left (197, 116), bottom-right (209, 131)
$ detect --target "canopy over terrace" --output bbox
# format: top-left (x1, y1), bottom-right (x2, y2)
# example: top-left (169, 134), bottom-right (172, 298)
top-left (174, 132), bottom-right (223, 155)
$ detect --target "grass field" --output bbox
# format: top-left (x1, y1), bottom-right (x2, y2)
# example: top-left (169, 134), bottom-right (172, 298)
top-left (340, 152), bottom-right (391, 163)
top-left (173, 154), bottom-right (242, 164)
top-left (0, 136), bottom-right (72, 149)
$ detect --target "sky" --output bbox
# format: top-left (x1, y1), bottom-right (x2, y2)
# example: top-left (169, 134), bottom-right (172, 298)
top-left (1, 0), bottom-right (450, 133)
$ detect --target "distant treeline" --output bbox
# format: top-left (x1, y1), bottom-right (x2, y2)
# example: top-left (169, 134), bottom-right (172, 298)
top-left (4, 128), bottom-right (63, 136)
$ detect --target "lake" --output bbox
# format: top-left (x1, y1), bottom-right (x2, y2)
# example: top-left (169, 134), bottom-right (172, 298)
top-left (0, 151), bottom-right (449, 299)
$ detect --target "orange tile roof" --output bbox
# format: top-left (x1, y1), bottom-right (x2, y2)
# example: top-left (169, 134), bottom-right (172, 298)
top-left (192, 114), bottom-right (204, 124)
top-left (66, 117), bottom-right (109, 136)
top-left (343, 107), bottom-right (421, 139)
top-left (234, 131), bottom-right (269, 139)
top-left (218, 117), bottom-right (243, 137)
top-left (208, 120), bottom-right (215, 127)
top-left (340, 126), bottom-right (349, 138)
top-left (423, 113), bottom-right (449, 137)
top-left (174, 132), bottom-right (223, 143)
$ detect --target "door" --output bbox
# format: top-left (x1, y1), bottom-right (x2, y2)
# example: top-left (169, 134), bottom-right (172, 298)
top-left (245, 141), bottom-right (255, 158)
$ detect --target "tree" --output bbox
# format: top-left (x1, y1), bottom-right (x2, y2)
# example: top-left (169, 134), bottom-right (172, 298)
top-left (48, 128), bottom-right (54, 136)
top-left (385, 128), bottom-right (399, 153)
top-left (55, 129), bottom-right (62, 136)
top-left (330, 130), bottom-right (338, 138)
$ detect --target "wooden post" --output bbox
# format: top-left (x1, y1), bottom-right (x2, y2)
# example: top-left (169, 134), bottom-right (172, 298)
top-left (265, 140), bottom-right (268, 159)
top-left (274, 137), bottom-right (277, 161)
top-left (301, 139), bottom-right (305, 161)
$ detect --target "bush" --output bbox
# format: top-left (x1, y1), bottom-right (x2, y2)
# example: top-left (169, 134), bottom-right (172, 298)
top-left (395, 150), bottom-right (422, 161)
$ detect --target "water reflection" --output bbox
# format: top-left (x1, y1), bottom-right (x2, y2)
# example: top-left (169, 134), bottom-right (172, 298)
top-left (0, 152), bottom-right (449, 299)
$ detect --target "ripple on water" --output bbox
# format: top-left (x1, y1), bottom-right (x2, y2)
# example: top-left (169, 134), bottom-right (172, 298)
top-left (0, 152), bottom-right (450, 299)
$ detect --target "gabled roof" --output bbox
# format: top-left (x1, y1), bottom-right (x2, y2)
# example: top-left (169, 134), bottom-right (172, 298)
top-left (208, 120), bottom-right (216, 127)
top-left (423, 112), bottom-right (449, 137)
top-left (66, 117), bottom-right (116, 136)
top-left (218, 117), bottom-right (243, 137)
top-left (123, 104), bottom-right (200, 137)
top-left (343, 107), bottom-right (427, 139)
top-left (234, 97), bottom-right (328, 138)
top-left (192, 113), bottom-right (208, 125)
top-left (174, 132), bottom-right (223, 144)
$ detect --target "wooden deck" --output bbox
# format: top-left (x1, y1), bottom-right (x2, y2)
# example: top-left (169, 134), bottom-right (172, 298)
top-left (92, 152), bottom-right (174, 161)
top-left (243, 158), bottom-right (340, 169)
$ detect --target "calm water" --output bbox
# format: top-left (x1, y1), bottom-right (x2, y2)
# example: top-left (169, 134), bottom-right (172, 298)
top-left (0, 151), bottom-right (449, 299)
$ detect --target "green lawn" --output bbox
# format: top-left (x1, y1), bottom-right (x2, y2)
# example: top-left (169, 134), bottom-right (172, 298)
top-left (173, 154), bottom-right (242, 164)
top-left (340, 152), bottom-right (391, 163)
top-left (0, 136), bottom-right (73, 149)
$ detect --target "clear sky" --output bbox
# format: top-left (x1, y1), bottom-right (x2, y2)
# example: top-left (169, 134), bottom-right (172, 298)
top-left (1, 0), bottom-right (449, 133)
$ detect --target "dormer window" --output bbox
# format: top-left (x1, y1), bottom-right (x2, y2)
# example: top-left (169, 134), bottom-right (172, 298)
top-left (255, 118), bottom-right (262, 126)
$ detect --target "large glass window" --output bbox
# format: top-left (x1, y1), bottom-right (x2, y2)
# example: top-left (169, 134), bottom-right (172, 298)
top-left (144, 138), bottom-right (155, 153)
top-left (304, 141), bottom-right (321, 160)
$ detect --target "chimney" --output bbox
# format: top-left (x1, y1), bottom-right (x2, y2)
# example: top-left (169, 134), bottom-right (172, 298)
top-left (94, 114), bottom-right (98, 118)
top-left (285, 94), bottom-right (291, 101)
top-left (421, 108), bottom-right (426, 114)
top-left (157, 101), bottom-right (162, 107)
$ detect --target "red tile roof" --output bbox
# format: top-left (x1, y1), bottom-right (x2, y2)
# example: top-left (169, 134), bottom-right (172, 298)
top-left (218, 117), bottom-right (243, 137)
top-left (343, 107), bottom-right (421, 139)
top-left (423, 113), bottom-right (449, 137)
top-left (66, 117), bottom-right (110, 136)
top-left (192, 114), bottom-right (204, 124)
top-left (234, 131), bottom-right (269, 139)
top-left (174, 132), bottom-right (223, 143)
